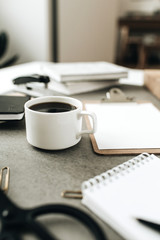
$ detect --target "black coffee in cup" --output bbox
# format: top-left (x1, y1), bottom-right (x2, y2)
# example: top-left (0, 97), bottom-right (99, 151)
top-left (29, 102), bottom-right (77, 113)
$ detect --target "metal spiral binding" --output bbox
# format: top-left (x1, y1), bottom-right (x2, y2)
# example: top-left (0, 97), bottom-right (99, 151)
top-left (82, 153), bottom-right (153, 191)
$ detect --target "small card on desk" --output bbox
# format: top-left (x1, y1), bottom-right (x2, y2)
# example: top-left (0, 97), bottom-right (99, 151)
top-left (0, 95), bottom-right (30, 120)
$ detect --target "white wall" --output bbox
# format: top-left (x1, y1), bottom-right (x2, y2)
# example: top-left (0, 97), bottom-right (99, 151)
top-left (0, 0), bottom-right (52, 64)
top-left (0, 0), bottom-right (121, 64)
top-left (58, 0), bottom-right (120, 63)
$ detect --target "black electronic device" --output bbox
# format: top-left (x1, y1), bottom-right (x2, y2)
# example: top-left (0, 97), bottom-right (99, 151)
top-left (0, 95), bottom-right (30, 120)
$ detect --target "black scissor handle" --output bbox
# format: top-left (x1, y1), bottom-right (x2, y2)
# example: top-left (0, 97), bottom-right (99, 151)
top-left (0, 188), bottom-right (107, 240)
top-left (27, 204), bottom-right (107, 240)
top-left (0, 205), bottom-right (107, 240)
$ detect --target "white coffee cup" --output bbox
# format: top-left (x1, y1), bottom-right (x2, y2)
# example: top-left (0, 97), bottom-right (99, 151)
top-left (25, 96), bottom-right (97, 150)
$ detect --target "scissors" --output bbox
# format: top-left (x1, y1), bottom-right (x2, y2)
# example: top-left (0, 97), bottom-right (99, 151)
top-left (0, 189), bottom-right (107, 240)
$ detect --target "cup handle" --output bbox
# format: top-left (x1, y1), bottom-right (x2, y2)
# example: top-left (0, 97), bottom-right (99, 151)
top-left (78, 111), bottom-right (97, 137)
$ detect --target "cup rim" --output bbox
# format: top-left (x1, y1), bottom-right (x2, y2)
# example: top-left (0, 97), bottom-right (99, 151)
top-left (25, 96), bottom-right (82, 115)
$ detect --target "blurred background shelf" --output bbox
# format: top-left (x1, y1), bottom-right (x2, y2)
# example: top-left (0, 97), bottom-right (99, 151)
top-left (116, 15), bottom-right (160, 69)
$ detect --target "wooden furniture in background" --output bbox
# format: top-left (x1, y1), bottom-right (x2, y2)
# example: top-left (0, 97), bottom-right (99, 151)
top-left (116, 16), bottom-right (160, 69)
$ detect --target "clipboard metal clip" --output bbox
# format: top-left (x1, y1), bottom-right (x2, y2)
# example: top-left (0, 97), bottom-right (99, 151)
top-left (102, 88), bottom-right (134, 103)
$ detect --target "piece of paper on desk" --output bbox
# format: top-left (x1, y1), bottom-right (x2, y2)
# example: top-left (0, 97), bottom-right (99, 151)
top-left (48, 79), bottom-right (120, 95)
top-left (85, 102), bottom-right (160, 152)
top-left (0, 62), bottom-right (42, 95)
top-left (0, 61), bottom-right (144, 96)
top-left (119, 69), bottom-right (144, 86)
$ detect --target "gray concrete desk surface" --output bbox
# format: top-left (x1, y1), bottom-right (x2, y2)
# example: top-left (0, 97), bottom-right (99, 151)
top-left (0, 85), bottom-right (159, 240)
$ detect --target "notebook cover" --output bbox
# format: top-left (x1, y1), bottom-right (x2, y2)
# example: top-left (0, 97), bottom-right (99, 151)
top-left (0, 95), bottom-right (30, 120)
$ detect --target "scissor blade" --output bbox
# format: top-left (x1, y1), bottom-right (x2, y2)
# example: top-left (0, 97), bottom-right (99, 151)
top-left (0, 190), bottom-right (18, 212)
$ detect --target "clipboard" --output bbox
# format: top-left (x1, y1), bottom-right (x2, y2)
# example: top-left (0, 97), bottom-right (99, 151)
top-left (84, 88), bottom-right (160, 155)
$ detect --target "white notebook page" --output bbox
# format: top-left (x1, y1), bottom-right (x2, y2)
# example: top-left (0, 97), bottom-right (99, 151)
top-left (82, 154), bottom-right (160, 240)
top-left (85, 102), bottom-right (160, 149)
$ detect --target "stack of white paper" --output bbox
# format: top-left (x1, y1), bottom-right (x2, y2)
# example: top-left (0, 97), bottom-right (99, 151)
top-left (40, 61), bottom-right (128, 95)
top-left (42, 61), bottom-right (128, 82)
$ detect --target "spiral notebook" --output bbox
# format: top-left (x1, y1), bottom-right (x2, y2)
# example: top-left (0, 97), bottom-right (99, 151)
top-left (81, 153), bottom-right (160, 240)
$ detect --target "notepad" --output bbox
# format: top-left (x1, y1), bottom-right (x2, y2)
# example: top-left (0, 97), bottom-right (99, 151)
top-left (81, 153), bottom-right (160, 240)
top-left (0, 95), bottom-right (30, 120)
top-left (85, 101), bottom-right (160, 154)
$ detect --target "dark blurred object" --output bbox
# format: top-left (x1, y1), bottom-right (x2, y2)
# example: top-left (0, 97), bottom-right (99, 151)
top-left (0, 32), bottom-right (8, 58)
top-left (154, 10), bottom-right (160, 16)
top-left (116, 16), bottom-right (160, 69)
top-left (13, 74), bottom-right (50, 88)
top-left (0, 31), bottom-right (18, 68)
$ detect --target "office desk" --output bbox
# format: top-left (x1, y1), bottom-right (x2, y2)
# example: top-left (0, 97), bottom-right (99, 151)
top-left (0, 85), bottom-right (159, 240)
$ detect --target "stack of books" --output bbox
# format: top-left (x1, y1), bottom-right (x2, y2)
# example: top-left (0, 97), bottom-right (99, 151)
top-left (41, 61), bottom-right (128, 95)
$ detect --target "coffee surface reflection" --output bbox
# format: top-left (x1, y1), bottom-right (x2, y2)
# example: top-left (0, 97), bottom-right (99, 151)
top-left (29, 102), bottom-right (77, 113)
